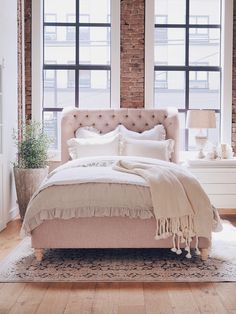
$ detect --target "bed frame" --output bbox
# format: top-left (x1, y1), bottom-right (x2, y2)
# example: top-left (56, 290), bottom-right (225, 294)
top-left (32, 108), bottom-right (210, 262)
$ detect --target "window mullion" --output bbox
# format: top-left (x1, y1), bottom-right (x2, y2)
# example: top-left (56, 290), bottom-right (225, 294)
top-left (185, 0), bottom-right (190, 150)
top-left (75, 0), bottom-right (80, 107)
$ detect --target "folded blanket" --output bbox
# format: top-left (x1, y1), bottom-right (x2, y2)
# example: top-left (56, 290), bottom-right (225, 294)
top-left (113, 159), bottom-right (214, 258)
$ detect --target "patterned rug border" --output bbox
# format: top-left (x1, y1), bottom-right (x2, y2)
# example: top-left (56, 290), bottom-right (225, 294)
top-left (1, 222), bottom-right (236, 283)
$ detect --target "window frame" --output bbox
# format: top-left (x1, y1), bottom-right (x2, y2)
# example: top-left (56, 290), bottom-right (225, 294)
top-left (32, 0), bottom-right (120, 153)
top-left (145, 0), bottom-right (233, 150)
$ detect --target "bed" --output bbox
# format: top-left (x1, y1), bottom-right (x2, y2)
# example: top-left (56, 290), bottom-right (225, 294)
top-left (21, 107), bottom-right (216, 262)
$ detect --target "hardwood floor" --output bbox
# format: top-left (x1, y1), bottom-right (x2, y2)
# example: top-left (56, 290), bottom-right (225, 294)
top-left (0, 217), bottom-right (236, 314)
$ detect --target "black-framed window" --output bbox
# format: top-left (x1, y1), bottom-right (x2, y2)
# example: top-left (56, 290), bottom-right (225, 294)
top-left (154, 0), bottom-right (221, 150)
top-left (43, 0), bottom-right (111, 150)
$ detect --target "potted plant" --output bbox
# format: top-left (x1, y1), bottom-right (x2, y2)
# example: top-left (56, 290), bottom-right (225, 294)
top-left (13, 121), bottom-right (51, 219)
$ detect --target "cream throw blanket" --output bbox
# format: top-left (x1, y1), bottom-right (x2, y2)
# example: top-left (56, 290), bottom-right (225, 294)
top-left (113, 160), bottom-right (214, 258)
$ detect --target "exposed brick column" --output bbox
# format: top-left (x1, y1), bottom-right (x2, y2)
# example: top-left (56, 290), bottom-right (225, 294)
top-left (232, 1), bottom-right (236, 153)
top-left (120, 0), bottom-right (145, 108)
top-left (17, 0), bottom-right (23, 133)
top-left (24, 0), bottom-right (32, 121)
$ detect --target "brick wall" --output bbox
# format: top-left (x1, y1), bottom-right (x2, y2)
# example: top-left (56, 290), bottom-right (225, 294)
top-left (120, 0), bottom-right (145, 108)
top-left (232, 1), bottom-right (236, 153)
top-left (24, 0), bottom-right (32, 121)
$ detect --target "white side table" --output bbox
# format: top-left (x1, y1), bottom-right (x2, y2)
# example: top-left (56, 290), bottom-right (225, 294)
top-left (184, 158), bottom-right (236, 209)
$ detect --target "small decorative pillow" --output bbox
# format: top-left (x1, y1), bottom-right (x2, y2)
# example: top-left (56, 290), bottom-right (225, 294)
top-left (67, 134), bottom-right (120, 159)
top-left (120, 138), bottom-right (174, 161)
top-left (119, 124), bottom-right (166, 141)
top-left (75, 125), bottom-right (120, 139)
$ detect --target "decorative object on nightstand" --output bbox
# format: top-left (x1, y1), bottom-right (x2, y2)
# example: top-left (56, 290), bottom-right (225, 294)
top-left (13, 122), bottom-right (51, 219)
top-left (186, 109), bottom-right (216, 159)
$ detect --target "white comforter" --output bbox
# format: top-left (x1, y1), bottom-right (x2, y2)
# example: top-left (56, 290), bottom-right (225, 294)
top-left (21, 156), bottom-right (220, 250)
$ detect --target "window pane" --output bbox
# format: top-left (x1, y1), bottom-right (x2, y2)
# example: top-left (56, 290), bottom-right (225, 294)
top-left (44, 0), bottom-right (76, 23)
top-left (155, 0), bottom-right (186, 24)
top-left (154, 28), bottom-right (185, 65)
top-left (79, 27), bottom-right (110, 65)
top-left (44, 70), bottom-right (75, 108)
top-left (79, 70), bottom-right (110, 108)
top-left (44, 26), bottom-right (76, 64)
top-left (189, 71), bottom-right (220, 110)
top-left (80, 0), bottom-right (110, 23)
top-left (190, 0), bottom-right (221, 25)
top-left (43, 111), bottom-right (62, 151)
top-left (154, 71), bottom-right (185, 109)
top-left (189, 28), bottom-right (220, 66)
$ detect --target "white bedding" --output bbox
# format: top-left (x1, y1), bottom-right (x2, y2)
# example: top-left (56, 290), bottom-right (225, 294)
top-left (21, 156), bottom-right (219, 250)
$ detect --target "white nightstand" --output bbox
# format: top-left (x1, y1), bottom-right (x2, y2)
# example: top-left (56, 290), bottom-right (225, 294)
top-left (184, 158), bottom-right (236, 209)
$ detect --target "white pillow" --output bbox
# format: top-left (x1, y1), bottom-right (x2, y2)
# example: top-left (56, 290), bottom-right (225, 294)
top-left (121, 138), bottom-right (174, 161)
top-left (75, 125), bottom-right (120, 139)
top-left (67, 134), bottom-right (120, 159)
top-left (120, 124), bottom-right (166, 141)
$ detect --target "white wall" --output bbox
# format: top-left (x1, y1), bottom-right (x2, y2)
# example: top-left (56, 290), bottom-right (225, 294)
top-left (0, 0), bottom-right (18, 230)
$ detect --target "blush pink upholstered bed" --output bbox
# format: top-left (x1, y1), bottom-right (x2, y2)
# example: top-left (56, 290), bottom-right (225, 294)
top-left (29, 108), bottom-right (211, 261)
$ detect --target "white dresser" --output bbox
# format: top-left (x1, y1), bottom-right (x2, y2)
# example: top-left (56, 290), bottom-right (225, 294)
top-left (185, 159), bottom-right (236, 209)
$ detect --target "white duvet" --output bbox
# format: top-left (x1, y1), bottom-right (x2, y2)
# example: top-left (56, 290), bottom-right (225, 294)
top-left (21, 156), bottom-right (221, 255)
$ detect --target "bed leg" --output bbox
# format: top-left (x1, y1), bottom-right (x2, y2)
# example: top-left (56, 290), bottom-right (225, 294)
top-left (200, 248), bottom-right (209, 261)
top-left (35, 248), bottom-right (44, 262)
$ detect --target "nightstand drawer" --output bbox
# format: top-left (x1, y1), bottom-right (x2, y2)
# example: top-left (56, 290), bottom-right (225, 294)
top-left (192, 172), bottom-right (236, 184)
top-left (208, 195), bottom-right (236, 209)
top-left (202, 183), bottom-right (236, 194)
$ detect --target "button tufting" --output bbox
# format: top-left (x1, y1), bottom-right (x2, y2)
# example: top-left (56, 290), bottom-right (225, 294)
top-left (92, 123), bottom-right (95, 126)
top-left (132, 123), bottom-right (135, 126)
top-left (86, 115), bottom-right (89, 118)
top-left (152, 115), bottom-right (155, 118)
top-left (99, 115), bottom-right (102, 118)
top-left (80, 123), bottom-right (82, 126)
top-left (112, 115), bottom-right (115, 118)
top-left (139, 115), bottom-right (142, 118)
top-left (164, 115), bottom-right (167, 119)
top-left (73, 114), bottom-right (77, 118)
top-left (126, 115), bottom-right (128, 118)
top-left (106, 123), bottom-right (109, 126)
top-left (145, 123), bottom-right (149, 126)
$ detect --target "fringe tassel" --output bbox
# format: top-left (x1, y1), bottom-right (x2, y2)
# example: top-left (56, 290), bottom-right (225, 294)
top-left (153, 214), bottom-right (198, 259)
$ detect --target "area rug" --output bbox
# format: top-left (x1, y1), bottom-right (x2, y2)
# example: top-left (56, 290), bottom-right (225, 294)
top-left (0, 221), bottom-right (236, 282)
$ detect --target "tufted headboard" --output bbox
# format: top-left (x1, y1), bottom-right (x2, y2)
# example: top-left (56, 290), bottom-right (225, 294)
top-left (61, 107), bottom-right (180, 164)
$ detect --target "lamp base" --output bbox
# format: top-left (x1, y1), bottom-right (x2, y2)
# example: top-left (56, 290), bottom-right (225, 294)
top-left (195, 135), bottom-right (207, 159)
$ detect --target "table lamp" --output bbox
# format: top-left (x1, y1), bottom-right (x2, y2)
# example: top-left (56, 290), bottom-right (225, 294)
top-left (186, 109), bottom-right (216, 159)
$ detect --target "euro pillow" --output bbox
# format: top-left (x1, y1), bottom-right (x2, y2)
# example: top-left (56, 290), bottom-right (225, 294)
top-left (119, 124), bottom-right (166, 141)
top-left (67, 134), bottom-right (120, 159)
top-left (121, 138), bottom-right (174, 161)
top-left (75, 125), bottom-right (120, 139)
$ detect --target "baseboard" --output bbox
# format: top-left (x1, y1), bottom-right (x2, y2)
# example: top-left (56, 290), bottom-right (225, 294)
top-left (8, 206), bottom-right (19, 221)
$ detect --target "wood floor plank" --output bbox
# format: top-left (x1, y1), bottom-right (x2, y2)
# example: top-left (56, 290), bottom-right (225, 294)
top-left (91, 282), bottom-right (120, 314)
top-left (143, 283), bottom-right (173, 314)
top-left (118, 283), bottom-right (145, 307)
top-left (64, 282), bottom-right (96, 314)
top-left (8, 283), bottom-right (49, 314)
top-left (213, 283), bottom-right (236, 311)
top-left (168, 283), bottom-right (200, 314)
top-left (0, 283), bottom-right (26, 313)
top-left (118, 305), bottom-right (146, 314)
top-left (189, 283), bottom-right (229, 314)
top-left (35, 283), bottom-right (72, 314)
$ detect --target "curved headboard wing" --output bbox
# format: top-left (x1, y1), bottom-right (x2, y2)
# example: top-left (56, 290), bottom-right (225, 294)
top-left (61, 108), bottom-right (180, 164)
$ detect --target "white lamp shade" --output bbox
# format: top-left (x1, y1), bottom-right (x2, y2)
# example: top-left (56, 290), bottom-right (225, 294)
top-left (186, 110), bottom-right (216, 129)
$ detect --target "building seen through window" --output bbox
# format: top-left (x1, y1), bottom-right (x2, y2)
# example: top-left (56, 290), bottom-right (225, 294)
top-left (43, 0), bottom-right (111, 150)
top-left (154, 0), bottom-right (221, 150)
